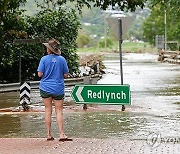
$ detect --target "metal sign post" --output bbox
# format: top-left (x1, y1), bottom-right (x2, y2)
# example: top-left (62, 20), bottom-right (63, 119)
top-left (19, 49), bottom-right (22, 83)
top-left (118, 19), bottom-right (125, 111)
top-left (106, 16), bottom-right (132, 111)
top-left (13, 38), bottom-right (48, 110)
top-left (13, 38), bottom-right (49, 83)
top-left (118, 19), bottom-right (123, 85)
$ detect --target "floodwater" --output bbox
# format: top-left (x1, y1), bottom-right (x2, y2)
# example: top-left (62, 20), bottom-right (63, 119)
top-left (0, 53), bottom-right (179, 141)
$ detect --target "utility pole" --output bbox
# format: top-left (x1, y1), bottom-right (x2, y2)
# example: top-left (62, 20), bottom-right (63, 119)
top-left (164, 0), bottom-right (167, 51)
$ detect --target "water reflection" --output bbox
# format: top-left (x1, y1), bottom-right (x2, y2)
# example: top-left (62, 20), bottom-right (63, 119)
top-left (0, 113), bottom-right (45, 138)
top-left (0, 92), bottom-right (19, 109)
top-left (0, 114), bottom-right (21, 137)
top-left (65, 112), bottom-right (148, 139)
top-left (0, 53), bottom-right (179, 139)
top-left (0, 110), bottom-right (179, 139)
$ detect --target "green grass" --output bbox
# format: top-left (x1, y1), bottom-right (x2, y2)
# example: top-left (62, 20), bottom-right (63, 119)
top-left (77, 41), bottom-right (158, 53)
top-left (122, 42), bottom-right (157, 53)
top-left (77, 47), bottom-right (114, 53)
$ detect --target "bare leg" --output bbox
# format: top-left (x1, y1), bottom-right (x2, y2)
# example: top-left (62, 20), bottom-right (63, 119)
top-left (43, 97), bottom-right (53, 139)
top-left (54, 99), bottom-right (67, 139)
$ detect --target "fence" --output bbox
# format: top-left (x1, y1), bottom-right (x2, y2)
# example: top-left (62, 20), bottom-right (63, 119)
top-left (0, 74), bottom-right (100, 93)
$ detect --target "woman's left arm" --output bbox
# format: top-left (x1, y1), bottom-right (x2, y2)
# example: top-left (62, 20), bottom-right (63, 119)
top-left (64, 73), bottom-right (68, 78)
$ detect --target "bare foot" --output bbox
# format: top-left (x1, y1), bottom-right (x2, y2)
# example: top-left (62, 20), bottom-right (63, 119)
top-left (47, 137), bottom-right (54, 141)
top-left (60, 133), bottom-right (67, 139)
top-left (59, 133), bottom-right (73, 141)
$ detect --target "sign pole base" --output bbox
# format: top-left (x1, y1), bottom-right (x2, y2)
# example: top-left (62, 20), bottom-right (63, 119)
top-left (82, 77), bottom-right (98, 110)
top-left (83, 104), bottom-right (87, 110)
top-left (121, 105), bottom-right (125, 111)
top-left (22, 101), bottom-right (30, 111)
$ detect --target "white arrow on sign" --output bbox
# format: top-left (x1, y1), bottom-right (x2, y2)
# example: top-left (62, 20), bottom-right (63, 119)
top-left (20, 98), bottom-right (30, 105)
top-left (20, 90), bottom-right (30, 98)
top-left (20, 82), bottom-right (31, 90)
top-left (76, 86), bottom-right (84, 102)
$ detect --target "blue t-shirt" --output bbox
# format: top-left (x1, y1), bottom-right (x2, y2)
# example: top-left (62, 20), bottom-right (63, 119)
top-left (37, 54), bottom-right (69, 95)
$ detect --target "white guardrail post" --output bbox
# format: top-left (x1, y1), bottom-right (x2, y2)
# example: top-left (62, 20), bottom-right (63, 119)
top-left (20, 82), bottom-right (31, 111)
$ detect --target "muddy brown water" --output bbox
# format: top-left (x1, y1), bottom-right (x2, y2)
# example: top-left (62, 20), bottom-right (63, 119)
top-left (0, 53), bottom-right (179, 140)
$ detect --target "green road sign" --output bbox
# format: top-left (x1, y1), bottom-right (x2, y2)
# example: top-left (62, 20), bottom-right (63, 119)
top-left (71, 84), bottom-right (131, 105)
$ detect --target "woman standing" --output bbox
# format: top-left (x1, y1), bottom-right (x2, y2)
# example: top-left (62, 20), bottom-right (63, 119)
top-left (37, 38), bottom-right (72, 141)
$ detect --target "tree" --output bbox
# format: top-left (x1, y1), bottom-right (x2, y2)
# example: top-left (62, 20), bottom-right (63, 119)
top-left (0, 0), bottom-right (147, 83)
top-left (143, 4), bottom-right (164, 45)
top-left (27, 8), bottom-right (81, 77)
top-left (0, 0), bottom-right (28, 82)
top-left (56, 0), bottom-right (145, 11)
top-left (76, 33), bottom-right (91, 48)
top-left (0, 1), bottom-right (80, 83)
top-left (34, 0), bottom-right (145, 12)
top-left (98, 37), bottom-right (114, 48)
top-left (143, 0), bottom-right (180, 47)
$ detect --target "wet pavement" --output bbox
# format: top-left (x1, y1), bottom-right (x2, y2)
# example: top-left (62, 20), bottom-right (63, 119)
top-left (0, 53), bottom-right (180, 153)
top-left (0, 138), bottom-right (180, 154)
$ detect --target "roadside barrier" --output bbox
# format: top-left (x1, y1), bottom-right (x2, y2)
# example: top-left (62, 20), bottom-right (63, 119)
top-left (0, 74), bottom-right (100, 93)
top-left (20, 82), bottom-right (31, 111)
top-left (158, 50), bottom-right (180, 64)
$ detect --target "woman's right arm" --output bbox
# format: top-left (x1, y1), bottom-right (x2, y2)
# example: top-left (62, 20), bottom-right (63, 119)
top-left (37, 57), bottom-right (44, 78)
top-left (38, 72), bottom-right (43, 78)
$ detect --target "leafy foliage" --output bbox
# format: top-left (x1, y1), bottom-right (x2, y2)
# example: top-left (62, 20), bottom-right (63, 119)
top-left (76, 33), bottom-right (91, 48)
top-left (143, 0), bottom-right (180, 47)
top-left (0, 6), bottom-right (80, 83)
top-left (0, 0), bottom-right (147, 83)
top-left (27, 8), bottom-right (81, 76)
top-left (98, 37), bottom-right (114, 48)
top-left (0, 4), bottom-right (28, 82)
top-left (56, 0), bottom-right (145, 12)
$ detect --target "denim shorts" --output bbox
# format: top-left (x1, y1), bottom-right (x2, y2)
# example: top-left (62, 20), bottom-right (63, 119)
top-left (40, 89), bottom-right (65, 100)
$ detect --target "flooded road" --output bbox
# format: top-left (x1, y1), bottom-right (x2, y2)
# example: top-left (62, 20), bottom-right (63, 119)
top-left (0, 53), bottom-right (179, 141)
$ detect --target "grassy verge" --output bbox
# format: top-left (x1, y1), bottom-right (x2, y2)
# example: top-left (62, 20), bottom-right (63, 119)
top-left (122, 42), bottom-right (157, 53)
top-left (77, 42), bottom-right (158, 53)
